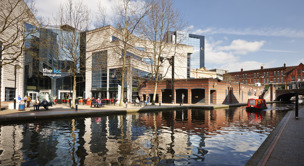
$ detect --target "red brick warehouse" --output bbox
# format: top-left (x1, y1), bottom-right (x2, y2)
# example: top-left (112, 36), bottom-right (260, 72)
top-left (139, 78), bottom-right (264, 105)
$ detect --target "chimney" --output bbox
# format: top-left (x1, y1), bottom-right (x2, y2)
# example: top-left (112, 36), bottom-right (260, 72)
top-left (261, 66), bottom-right (263, 70)
top-left (241, 68), bottom-right (243, 72)
top-left (284, 63), bottom-right (286, 68)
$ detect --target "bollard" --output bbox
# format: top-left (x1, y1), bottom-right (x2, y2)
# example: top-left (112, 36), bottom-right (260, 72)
top-left (75, 103), bottom-right (78, 111)
top-left (295, 93), bottom-right (298, 119)
top-left (159, 102), bottom-right (161, 106)
top-left (14, 98), bottom-right (16, 109)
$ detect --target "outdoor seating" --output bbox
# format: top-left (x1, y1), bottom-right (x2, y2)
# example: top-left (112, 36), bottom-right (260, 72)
top-left (33, 102), bottom-right (52, 110)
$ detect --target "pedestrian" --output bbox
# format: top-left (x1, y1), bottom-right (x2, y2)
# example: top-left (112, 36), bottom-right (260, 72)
top-left (136, 97), bottom-right (139, 106)
top-left (17, 95), bottom-right (21, 103)
top-left (147, 96), bottom-right (150, 105)
top-left (24, 96), bottom-right (27, 104)
top-left (34, 98), bottom-right (40, 110)
top-left (41, 99), bottom-right (49, 110)
top-left (26, 95), bottom-right (31, 107)
top-left (97, 98), bottom-right (102, 107)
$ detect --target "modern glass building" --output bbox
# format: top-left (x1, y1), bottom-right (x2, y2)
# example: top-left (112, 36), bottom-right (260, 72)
top-left (24, 23), bottom-right (85, 100)
top-left (166, 31), bottom-right (205, 78)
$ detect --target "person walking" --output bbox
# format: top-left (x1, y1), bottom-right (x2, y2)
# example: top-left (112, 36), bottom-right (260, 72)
top-left (26, 96), bottom-right (31, 107)
top-left (24, 96), bottom-right (27, 104)
top-left (34, 98), bottom-right (40, 110)
top-left (147, 96), bottom-right (150, 105)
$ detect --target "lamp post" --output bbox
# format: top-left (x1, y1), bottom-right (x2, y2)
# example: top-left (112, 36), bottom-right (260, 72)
top-left (14, 64), bottom-right (21, 109)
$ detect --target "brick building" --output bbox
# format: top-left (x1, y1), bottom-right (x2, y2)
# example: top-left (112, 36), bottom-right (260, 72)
top-left (139, 78), bottom-right (263, 104)
top-left (223, 63), bottom-right (304, 87)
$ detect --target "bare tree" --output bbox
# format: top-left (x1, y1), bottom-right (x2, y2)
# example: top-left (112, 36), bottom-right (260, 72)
top-left (110, 0), bottom-right (151, 106)
top-left (56, 0), bottom-right (90, 108)
top-left (0, 0), bottom-right (38, 108)
top-left (140, 0), bottom-right (184, 104)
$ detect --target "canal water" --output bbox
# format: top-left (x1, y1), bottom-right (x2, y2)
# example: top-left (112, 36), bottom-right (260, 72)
top-left (0, 104), bottom-right (293, 165)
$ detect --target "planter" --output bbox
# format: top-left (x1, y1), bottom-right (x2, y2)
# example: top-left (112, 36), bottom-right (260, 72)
top-left (86, 100), bottom-right (91, 106)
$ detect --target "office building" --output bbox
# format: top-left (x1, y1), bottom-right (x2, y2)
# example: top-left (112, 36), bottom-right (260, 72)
top-left (166, 31), bottom-right (205, 78)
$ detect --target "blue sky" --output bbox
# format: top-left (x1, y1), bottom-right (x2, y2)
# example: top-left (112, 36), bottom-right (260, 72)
top-left (34, 0), bottom-right (304, 72)
top-left (174, 0), bottom-right (304, 71)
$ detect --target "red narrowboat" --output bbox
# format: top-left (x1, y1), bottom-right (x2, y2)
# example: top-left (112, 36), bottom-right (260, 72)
top-left (246, 98), bottom-right (267, 111)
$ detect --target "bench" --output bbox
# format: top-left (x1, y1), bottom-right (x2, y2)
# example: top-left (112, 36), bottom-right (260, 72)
top-left (33, 102), bottom-right (53, 110)
top-left (90, 101), bottom-right (103, 108)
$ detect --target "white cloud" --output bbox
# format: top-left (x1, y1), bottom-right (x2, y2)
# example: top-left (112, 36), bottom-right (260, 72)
top-left (193, 28), bottom-right (212, 35)
top-left (34, 0), bottom-right (145, 27)
top-left (188, 26), bottom-right (304, 38)
top-left (262, 49), bottom-right (297, 54)
top-left (219, 39), bottom-right (265, 55)
top-left (205, 39), bottom-right (268, 72)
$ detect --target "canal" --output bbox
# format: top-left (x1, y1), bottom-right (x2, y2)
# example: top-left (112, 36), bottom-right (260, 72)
top-left (0, 103), bottom-right (294, 165)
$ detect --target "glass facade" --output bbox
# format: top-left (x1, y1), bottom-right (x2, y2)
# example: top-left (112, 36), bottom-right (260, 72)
top-left (174, 31), bottom-right (205, 71)
top-left (92, 51), bottom-right (107, 89)
top-left (24, 23), bottom-right (85, 100)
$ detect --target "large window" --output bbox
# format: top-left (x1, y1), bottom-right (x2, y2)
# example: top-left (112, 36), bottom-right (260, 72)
top-left (92, 51), bottom-right (107, 89)
top-left (5, 88), bottom-right (15, 101)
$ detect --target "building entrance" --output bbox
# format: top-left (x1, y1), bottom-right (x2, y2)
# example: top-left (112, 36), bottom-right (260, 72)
top-left (191, 89), bottom-right (205, 104)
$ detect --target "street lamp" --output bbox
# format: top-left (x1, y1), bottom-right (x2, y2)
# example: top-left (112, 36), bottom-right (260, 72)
top-left (160, 56), bottom-right (175, 104)
top-left (14, 64), bottom-right (21, 109)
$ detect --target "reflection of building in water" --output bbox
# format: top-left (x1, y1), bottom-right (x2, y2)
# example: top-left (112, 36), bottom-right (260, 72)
top-left (0, 126), bottom-right (23, 165)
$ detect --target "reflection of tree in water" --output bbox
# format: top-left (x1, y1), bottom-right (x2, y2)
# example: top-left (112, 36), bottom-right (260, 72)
top-left (75, 118), bottom-right (87, 165)
top-left (21, 122), bottom-right (58, 165)
top-left (90, 116), bottom-right (108, 155)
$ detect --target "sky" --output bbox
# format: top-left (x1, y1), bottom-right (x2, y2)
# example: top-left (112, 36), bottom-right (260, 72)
top-left (33, 0), bottom-right (304, 72)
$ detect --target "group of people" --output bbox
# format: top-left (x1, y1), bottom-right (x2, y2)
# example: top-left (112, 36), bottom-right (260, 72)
top-left (135, 96), bottom-right (150, 106)
top-left (17, 95), bottom-right (49, 110)
top-left (90, 97), bottom-right (103, 108)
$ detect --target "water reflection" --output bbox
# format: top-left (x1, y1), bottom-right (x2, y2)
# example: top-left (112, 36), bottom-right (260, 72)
top-left (0, 104), bottom-right (289, 165)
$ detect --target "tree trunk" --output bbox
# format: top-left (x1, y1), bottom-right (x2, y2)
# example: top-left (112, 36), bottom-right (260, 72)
top-left (72, 73), bottom-right (77, 108)
top-left (119, 47), bottom-right (127, 106)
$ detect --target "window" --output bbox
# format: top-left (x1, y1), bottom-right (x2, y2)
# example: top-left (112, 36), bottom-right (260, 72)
top-left (267, 78), bottom-right (269, 83)
top-left (274, 71), bottom-right (276, 76)
top-left (112, 36), bottom-right (119, 41)
top-left (267, 72), bottom-right (269, 77)
top-left (297, 69), bottom-right (301, 74)
top-left (297, 76), bottom-right (301, 82)
top-left (92, 51), bottom-right (107, 89)
top-left (273, 78), bottom-right (276, 83)
top-left (135, 47), bottom-right (145, 52)
top-left (281, 77), bottom-right (284, 83)
top-left (5, 88), bottom-right (15, 101)
top-left (281, 71), bottom-right (283, 76)
top-left (291, 75), bottom-right (295, 81)
top-left (257, 73), bottom-right (259, 78)
top-left (254, 73), bottom-right (256, 78)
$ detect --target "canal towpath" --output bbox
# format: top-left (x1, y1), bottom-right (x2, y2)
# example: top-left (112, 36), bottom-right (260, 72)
top-left (246, 106), bottom-right (304, 166)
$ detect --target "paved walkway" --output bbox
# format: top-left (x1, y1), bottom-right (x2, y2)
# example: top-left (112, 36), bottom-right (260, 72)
top-left (246, 106), bottom-right (304, 166)
top-left (0, 102), bottom-right (237, 123)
